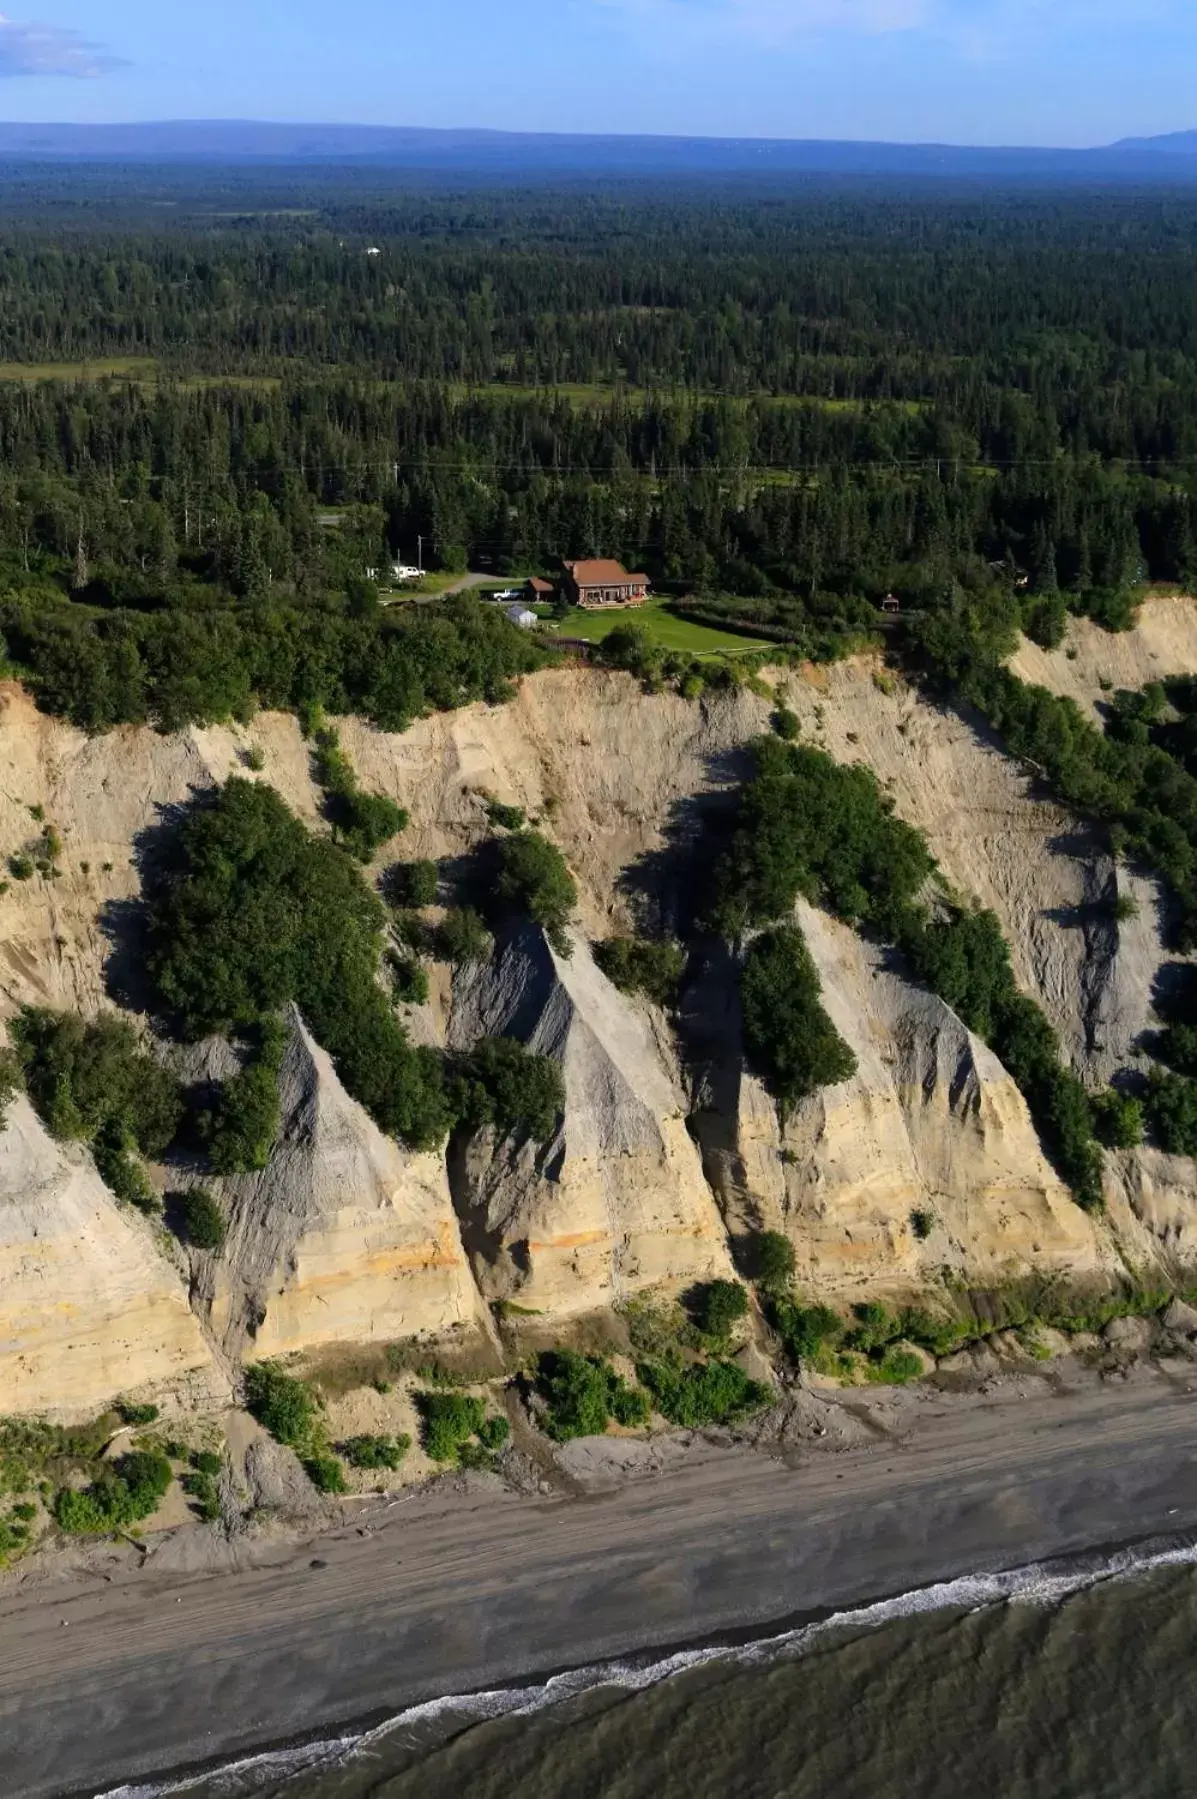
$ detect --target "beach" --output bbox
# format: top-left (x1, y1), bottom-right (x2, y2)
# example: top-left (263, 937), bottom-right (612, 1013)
top-left (3, 1370), bottom-right (1197, 1798)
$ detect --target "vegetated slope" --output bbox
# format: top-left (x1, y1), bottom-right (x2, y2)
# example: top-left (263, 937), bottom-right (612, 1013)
top-left (0, 649), bottom-right (1180, 1083)
top-left (761, 660), bottom-right (1169, 1087)
top-left (1009, 595), bottom-right (1197, 721)
top-left (0, 631), bottom-right (1194, 1416)
top-left (688, 901), bottom-right (1112, 1296)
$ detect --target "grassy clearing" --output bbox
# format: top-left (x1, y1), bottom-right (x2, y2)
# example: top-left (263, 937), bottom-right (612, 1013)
top-left (0, 358), bottom-right (280, 392)
top-left (535, 600), bottom-right (771, 657)
top-left (0, 357), bottom-right (159, 384)
top-left (452, 381), bottom-right (924, 414)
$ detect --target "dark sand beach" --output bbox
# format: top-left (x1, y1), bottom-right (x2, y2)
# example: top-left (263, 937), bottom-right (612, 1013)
top-left (3, 1376), bottom-right (1197, 1798)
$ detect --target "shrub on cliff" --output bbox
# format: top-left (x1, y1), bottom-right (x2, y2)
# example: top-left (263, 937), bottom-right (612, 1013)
top-left (341, 1434), bottom-right (411, 1471)
top-left (416, 1391), bottom-right (487, 1462)
top-left (636, 1357), bottom-right (771, 1428)
top-left (449, 1037), bottom-right (564, 1143)
top-left (1091, 1089), bottom-right (1145, 1150)
top-left (1146, 1072), bottom-right (1197, 1157)
top-left (244, 1362), bottom-right (317, 1449)
top-left (593, 936), bottom-right (687, 1008)
top-left (197, 1019), bottom-right (286, 1175)
top-left (739, 926), bottom-right (857, 1109)
top-left (691, 1279), bottom-right (750, 1342)
top-left (435, 906), bottom-right (494, 966)
top-left (751, 1230), bottom-right (796, 1292)
top-left (536, 1351), bottom-right (649, 1440)
top-left (179, 1186), bottom-right (227, 1251)
top-left (10, 1007), bottom-right (182, 1159)
top-left (385, 859), bottom-right (439, 909)
top-left (144, 779), bottom-right (451, 1149)
top-left (496, 830), bottom-right (577, 954)
top-left (54, 1450), bottom-right (173, 1535)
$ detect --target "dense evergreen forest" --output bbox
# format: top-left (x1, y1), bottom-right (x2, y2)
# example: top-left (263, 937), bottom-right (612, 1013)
top-left (1, 177), bottom-right (1196, 662)
top-left (0, 167), bottom-right (1193, 1175)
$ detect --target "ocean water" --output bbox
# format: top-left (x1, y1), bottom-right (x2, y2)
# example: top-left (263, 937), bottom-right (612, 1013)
top-left (107, 1542), bottom-right (1197, 1799)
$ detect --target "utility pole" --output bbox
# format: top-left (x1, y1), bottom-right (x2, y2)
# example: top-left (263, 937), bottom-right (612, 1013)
top-left (417, 534), bottom-right (423, 572)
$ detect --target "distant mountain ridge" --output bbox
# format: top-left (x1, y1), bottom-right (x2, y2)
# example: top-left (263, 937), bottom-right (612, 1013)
top-left (0, 120), bottom-right (1194, 177)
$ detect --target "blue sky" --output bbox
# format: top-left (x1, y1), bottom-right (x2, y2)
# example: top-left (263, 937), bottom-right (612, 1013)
top-left (0, 1), bottom-right (1194, 145)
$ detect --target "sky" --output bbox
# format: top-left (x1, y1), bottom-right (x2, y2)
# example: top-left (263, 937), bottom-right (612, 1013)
top-left (0, 1), bottom-right (1194, 146)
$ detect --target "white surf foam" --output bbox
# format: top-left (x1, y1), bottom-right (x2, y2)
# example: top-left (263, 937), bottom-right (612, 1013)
top-left (98, 1533), bottom-right (1197, 1798)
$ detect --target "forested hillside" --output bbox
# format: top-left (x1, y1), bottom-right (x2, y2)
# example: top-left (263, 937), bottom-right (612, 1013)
top-left (0, 180), bottom-right (1195, 606)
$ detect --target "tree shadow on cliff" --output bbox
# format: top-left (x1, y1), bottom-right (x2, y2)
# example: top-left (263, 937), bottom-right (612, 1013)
top-left (98, 790), bottom-right (211, 1020)
top-left (617, 741), bottom-right (754, 939)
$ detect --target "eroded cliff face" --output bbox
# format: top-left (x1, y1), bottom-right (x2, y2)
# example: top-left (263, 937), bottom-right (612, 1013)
top-left (690, 902), bottom-right (1114, 1298)
top-left (189, 1009), bottom-right (490, 1363)
top-left (447, 925), bottom-right (734, 1315)
top-left (0, 599), bottom-right (1192, 1415)
top-left (0, 1096), bottom-right (222, 1417)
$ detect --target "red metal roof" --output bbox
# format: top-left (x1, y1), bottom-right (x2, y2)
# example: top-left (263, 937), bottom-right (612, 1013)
top-left (564, 558), bottom-right (647, 586)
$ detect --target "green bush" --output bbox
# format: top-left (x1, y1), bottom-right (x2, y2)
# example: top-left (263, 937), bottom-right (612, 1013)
top-left (1091, 1090), bottom-right (1145, 1150)
top-left (771, 1299), bottom-right (843, 1363)
top-left (771, 704), bottom-right (800, 741)
top-left (593, 936), bottom-right (687, 1008)
top-left (303, 1453), bottom-right (348, 1494)
top-left (740, 926), bottom-right (857, 1109)
top-left (198, 1020), bottom-right (285, 1175)
top-left (435, 906), bottom-right (493, 967)
top-left (486, 800), bottom-right (526, 831)
top-left (314, 726), bottom-right (409, 861)
top-left (910, 1208), bottom-right (935, 1241)
top-left (867, 1347), bottom-right (926, 1386)
top-left (536, 1350), bottom-right (649, 1440)
top-left (390, 955), bottom-right (430, 1006)
top-left (497, 830), bottom-right (577, 954)
top-left (1146, 1072), bottom-right (1197, 1157)
top-left (180, 1186), bottom-right (227, 1251)
top-left (332, 790), bottom-right (409, 863)
top-left (636, 1358), bottom-right (771, 1428)
top-left (144, 779), bottom-right (451, 1150)
top-left (385, 859), bottom-right (439, 909)
top-left (1159, 1023), bottom-right (1197, 1078)
top-left (11, 1007), bottom-right (182, 1158)
top-left (692, 1279), bottom-right (750, 1340)
top-left (192, 1450), bottom-right (223, 1477)
top-left (416, 1391), bottom-right (487, 1462)
top-left (845, 1300), bottom-right (897, 1353)
top-left (449, 1036), bottom-right (564, 1142)
top-left (243, 1363), bottom-right (317, 1448)
top-left (53, 1450), bottom-right (173, 1535)
top-left (341, 1434), bottom-right (411, 1471)
top-left (181, 1470), bottom-right (220, 1521)
top-left (115, 1401), bottom-right (159, 1427)
top-left (93, 1116), bottom-right (159, 1213)
top-left (476, 1415), bottom-right (510, 1451)
top-left (752, 1230), bottom-right (797, 1291)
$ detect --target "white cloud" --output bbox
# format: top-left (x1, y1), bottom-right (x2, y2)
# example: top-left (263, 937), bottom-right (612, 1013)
top-left (591, 0), bottom-right (1177, 50)
top-left (0, 12), bottom-right (126, 77)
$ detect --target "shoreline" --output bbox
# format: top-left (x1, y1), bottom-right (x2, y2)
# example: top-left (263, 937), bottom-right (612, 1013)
top-left (96, 1521), bottom-right (1197, 1799)
top-left (7, 1369), bottom-right (1197, 1799)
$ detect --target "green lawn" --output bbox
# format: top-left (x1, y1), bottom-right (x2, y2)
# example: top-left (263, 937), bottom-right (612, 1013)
top-left (0, 358), bottom-right (282, 392)
top-left (534, 601), bottom-right (771, 658)
top-left (453, 381), bottom-right (923, 415)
